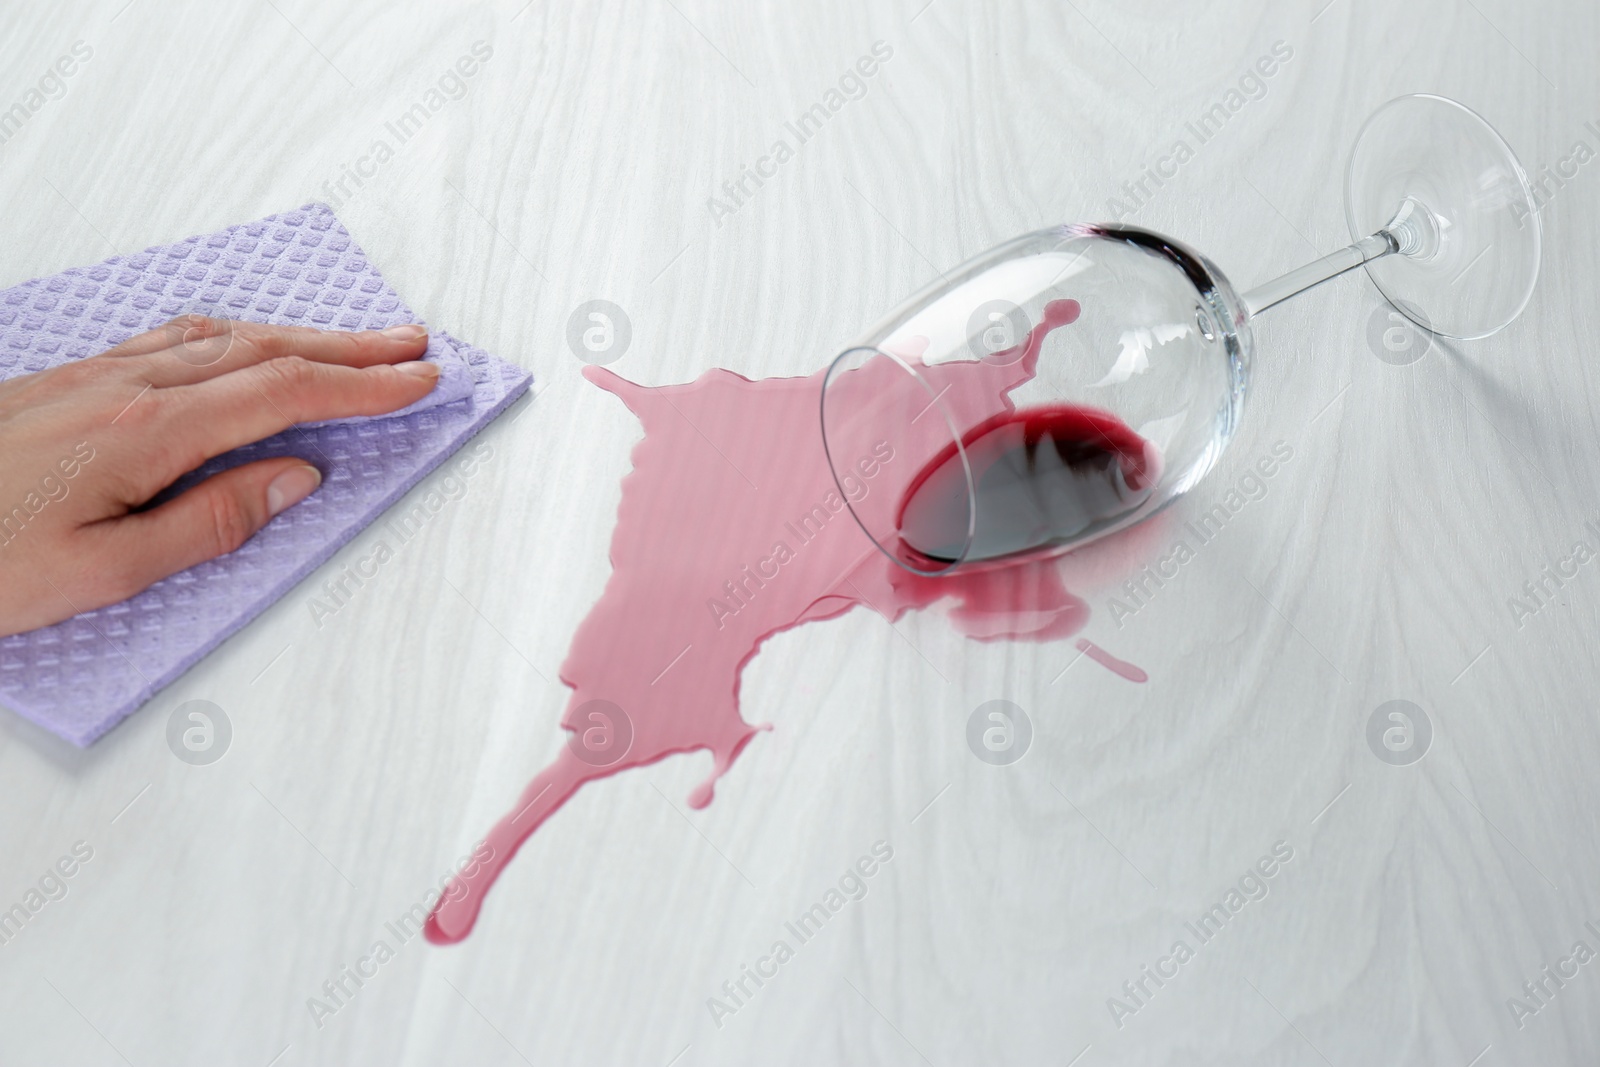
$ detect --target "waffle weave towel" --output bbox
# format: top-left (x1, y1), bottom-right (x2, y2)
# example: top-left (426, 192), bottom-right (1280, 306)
top-left (0, 203), bottom-right (532, 745)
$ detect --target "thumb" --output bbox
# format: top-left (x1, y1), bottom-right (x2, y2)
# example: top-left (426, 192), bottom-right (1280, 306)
top-left (95, 458), bottom-right (323, 593)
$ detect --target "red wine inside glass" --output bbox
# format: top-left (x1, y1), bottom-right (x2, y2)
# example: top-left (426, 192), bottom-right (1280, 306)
top-left (896, 403), bottom-right (1160, 566)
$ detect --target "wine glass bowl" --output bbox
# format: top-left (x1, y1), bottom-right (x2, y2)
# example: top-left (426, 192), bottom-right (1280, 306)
top-left (821, 225), bottom-right (1252, 576)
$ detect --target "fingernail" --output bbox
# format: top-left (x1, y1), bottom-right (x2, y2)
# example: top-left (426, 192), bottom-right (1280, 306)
top-left (267, 464), bottom-right (322, 518)
top-left (381, 324), bottom-right (428, 340)
top-left (396, 360), bottom-right (440, 379)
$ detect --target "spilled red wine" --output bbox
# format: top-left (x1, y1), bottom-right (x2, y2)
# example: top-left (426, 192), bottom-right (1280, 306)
top-left (423, 294), bottom-right (1148, 945)
top-left (423, 363), bottom-right (1109, 944)
top-left (896, 403), bottom-right (1161, 565)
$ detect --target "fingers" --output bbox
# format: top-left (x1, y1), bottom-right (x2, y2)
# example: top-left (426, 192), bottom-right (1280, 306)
top-left (134, 317), bottom-right (431, 387)
top-left (82, 457), bottom-right (323, 604)
top-left (96, 319), bottom-right (198, 359)
top-left (159, 355), bottom-right (440, 470)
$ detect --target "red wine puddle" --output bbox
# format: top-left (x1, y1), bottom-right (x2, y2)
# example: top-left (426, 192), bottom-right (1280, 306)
top-left (426, 299), bottom-right (1147, 943)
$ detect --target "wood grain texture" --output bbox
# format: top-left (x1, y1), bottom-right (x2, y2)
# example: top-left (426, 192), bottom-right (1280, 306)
top-left (1, 0), bottom-right (1597, 1063)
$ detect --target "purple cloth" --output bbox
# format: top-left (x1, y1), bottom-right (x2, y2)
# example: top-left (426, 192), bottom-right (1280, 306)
top-left (0, 204), bottom-right (533, 745)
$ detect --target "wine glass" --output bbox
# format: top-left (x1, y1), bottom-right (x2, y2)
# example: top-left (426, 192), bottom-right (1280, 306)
top-left (820, 94), bottom-right (1541, 576)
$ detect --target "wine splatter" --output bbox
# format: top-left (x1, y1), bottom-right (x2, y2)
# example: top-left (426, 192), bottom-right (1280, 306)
top-left (425, 299), bottom-right (1141, 943)
top-left (1076, 638), bottom-right (1149, 683)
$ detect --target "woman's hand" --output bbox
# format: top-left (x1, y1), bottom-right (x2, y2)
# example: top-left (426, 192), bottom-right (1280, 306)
top-left (0, 316), bottom-right (440, 638)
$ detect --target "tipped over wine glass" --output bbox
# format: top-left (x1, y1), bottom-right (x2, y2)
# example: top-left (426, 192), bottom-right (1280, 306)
top-left (820, 94), bottom-right (1541, 576)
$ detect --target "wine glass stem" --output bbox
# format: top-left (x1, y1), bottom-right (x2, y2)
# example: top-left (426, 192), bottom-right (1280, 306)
top-left (1241, 231), bottom-right (1397, 318)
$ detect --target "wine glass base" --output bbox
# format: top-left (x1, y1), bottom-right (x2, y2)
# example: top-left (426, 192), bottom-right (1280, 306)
top-left (1345, 94), bottom-right (1541, 341)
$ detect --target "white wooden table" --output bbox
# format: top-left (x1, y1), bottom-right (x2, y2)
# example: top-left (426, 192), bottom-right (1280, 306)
top-left (3, 1), bottom-right (1597, 1063)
